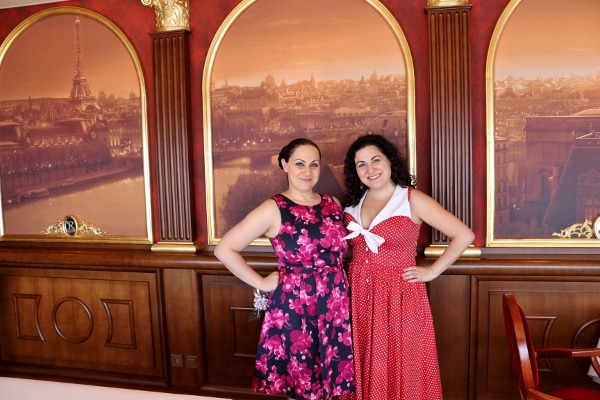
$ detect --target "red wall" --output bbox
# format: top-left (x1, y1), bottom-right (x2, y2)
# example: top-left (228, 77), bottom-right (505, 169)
top-left (0, 0), bottom-right (513, 249)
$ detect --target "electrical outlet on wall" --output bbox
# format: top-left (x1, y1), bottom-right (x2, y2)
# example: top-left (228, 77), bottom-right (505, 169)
top-left (185, 355), bottom-right (197, 368)
top-left (170, 354), bottom-right (183, 367)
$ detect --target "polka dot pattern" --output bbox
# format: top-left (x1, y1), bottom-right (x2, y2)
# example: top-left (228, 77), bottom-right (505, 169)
top-left (340, 188), bottom-right (443, 400)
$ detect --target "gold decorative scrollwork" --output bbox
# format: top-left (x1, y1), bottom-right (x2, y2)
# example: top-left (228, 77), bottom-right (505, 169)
top-left (141, 0), bottom-right (189, 31)
top-left (426, 0), bottom-right (469, 7)
top-left (41, 215), bottom-right (106, 238)
top-left (552, 220), bottom-right (594, 239)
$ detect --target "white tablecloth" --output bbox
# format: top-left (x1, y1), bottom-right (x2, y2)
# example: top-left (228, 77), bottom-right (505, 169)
top-left (589, 337), bottom-right (600, 384)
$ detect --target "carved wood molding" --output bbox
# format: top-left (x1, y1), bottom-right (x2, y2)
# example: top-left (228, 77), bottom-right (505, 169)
top-left (150, 30), bottom-right (196, 252)
top-left (426, 5), bottom-right (473, 245)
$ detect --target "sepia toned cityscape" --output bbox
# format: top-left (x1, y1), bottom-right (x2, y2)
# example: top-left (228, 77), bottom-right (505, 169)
top-left (210, 70), bottom-right (409, 235)
top-left (492, 0), bottom-right (600, 239)
top-left (0, 14), bottom-right (146, 236)
top-left (493, 72), bottom-right (600, 239)
top-left (208, 0), bottom-right (410, 236)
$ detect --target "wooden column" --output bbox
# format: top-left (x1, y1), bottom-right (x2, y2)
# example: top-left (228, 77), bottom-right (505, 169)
top-left (150, 30), bottom-right (196, 253)
top-left (425, 3), bottom-right (476, 255)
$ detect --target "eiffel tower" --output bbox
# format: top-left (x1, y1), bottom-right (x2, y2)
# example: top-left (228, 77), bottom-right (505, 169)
top-left (68, 17), bottom-right (99, 111)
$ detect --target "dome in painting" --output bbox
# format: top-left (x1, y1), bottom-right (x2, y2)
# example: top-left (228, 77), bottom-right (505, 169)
top-left (364, 111), bottom-right (407, 138)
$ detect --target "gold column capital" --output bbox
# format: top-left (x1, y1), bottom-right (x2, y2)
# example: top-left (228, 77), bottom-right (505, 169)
top-left (426, 0), bottom-right (469, 7)
top-left (141, 0), bottom-right (189, 32)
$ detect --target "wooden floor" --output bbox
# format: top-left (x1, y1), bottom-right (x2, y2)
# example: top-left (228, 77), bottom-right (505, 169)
top-left (0, 378), bottom-right (230, 400)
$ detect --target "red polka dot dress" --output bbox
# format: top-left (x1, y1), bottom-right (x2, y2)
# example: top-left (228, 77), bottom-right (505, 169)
top-left (340, 186), bottom-right (443, 400)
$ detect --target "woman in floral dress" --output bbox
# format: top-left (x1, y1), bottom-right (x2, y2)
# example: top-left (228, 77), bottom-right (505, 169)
top-left (215, 138), bottom-right (355, 400)
top-left (340, 134), bottom-right (474, 400)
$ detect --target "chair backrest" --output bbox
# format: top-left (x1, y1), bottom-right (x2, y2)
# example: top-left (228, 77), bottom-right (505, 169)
top-left (503, 293), bottom-right (541, 399)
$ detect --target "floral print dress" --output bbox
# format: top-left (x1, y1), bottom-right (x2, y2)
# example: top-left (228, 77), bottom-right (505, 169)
top-left (252, 193), bottom-right (355, 400)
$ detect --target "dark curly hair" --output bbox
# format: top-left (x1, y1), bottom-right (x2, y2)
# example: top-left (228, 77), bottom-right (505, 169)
top-left (343, 134), bottom-right (415, 207)
top-left (277, 137), bottom-right (321, 169)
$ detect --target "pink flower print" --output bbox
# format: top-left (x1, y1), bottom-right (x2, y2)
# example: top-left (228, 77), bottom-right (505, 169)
top-left (305, 294), bottom-right (318, 316)
top-left (297, 280), bottom-right (314, 299)
top-left (330, 307), bottom-right (345, 328)
top-left (338, 330), bottom-right (352, 347)
top-left (332, 270), bottom-right (348, 286)
top-left (270, 237), bottom-right (286, 254)
top-left (280, 249), bottom-right (301, 265)
top-left (274, 196), bottom-right (287, 208)
top-left (324, 345), bottom-right (340, 366)
top-left (305, 388), bottom-right (324, 400)
top-left (315, 275), bottom-right (330, 297)
top-left (266, 366), bottom-right (288, 393)
top-left (288, 284), bottom-right (313, 315)
top-left (255, 352), bottom-right (269, 375)
top-left (279, 221), bottom-right (297, 236)
top-left (289, 296), bottom-right (306, 315)
top-left (321, 327), bottom-right (330, 348)
top-left (280, 272), bottom-right (300, 293)
top-left (326, 287), bottom-right (350, 326)
top-left (289, 329), bottom-right (313, 356)
top-left (251, 376), bottom-right (262, 391)
top-left (335, 359), bottom-right (354, 385)
top-left (296, 232), bottom-right (323, 266)
top-left (316, 315), bottom-right (331, 346)
top-left (297, 229), bottom-right (316, 247)
top-left (320, 196), bottom-right (339, 216)
top-left (290, 205), bottom-right (318, 224)
top-left (287, 357), bottom-right (313, 393)
top-left (261, 333), bottom-right (288, 360)
top-left (318, 217), bottom-right (334, 232)
top-left (319, 219), bottom-right (347, 251)
top-left (262, 308), bottom-right (291, 333)
top-left (319, 232), bottom-right (334, 250)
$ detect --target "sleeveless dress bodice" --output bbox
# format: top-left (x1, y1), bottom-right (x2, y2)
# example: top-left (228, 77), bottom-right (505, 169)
top-left (252, 193), bottom-right (355, 400)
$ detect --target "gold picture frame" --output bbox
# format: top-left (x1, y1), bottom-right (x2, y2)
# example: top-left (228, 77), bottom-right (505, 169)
top-left (203, 0), bottom-right (416, 246)
top-left (0, 7), bottom-right (152, 244)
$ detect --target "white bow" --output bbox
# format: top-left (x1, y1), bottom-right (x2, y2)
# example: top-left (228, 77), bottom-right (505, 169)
top-left (344, 221), bottom-right (385, 253)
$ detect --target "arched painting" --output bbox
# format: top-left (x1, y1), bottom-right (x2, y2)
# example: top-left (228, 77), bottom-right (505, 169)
top-left (203, 0), bottom-right (415, 245)
top-left (0, 7), bottom-right (151, 243)
top-left (487, 0), bottom-right (600, 247)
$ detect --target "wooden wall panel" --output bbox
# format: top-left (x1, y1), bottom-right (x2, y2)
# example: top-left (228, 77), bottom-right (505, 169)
top-left (201, 275), bottom-right (273, 398)
top-left (0, 252), bottom-right (598, 400)
top-left (0, 268), bottom-right (164, 382)
top-left (162, 268), bottom-right (203, 389)
top-left (429, 274), bottom-right (471, 399)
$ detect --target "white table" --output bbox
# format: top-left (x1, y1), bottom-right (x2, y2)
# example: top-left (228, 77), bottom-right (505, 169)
top-left (589, 337), bottom-right (600, 384)
top-left (0, 378), bottom-right (229, 400)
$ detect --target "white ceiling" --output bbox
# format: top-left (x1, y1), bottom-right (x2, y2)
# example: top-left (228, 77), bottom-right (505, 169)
top-left (0, 0), bottom-right (69, 9)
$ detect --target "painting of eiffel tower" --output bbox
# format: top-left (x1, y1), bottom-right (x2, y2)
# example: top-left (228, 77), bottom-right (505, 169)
top-left (68, 17), bottom-right (99, 112)
top-left (0, 9), bottom-right (149, 240)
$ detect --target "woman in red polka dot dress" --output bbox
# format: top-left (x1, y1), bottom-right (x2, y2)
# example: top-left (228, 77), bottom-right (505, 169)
top-left (339, 134), bottom-right (474, 400)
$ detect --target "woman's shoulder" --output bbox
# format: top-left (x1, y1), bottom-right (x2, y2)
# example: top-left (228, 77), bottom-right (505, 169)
top-left (406, 187), bottom-right (428, 202)
top-left (255, 197), bottom-right (282, 213)
top-left (320, 193), bottom-right (342, 204)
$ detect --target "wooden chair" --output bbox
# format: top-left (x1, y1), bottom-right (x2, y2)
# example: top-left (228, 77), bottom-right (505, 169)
top-left (502, 293), bottom-right (600, 400)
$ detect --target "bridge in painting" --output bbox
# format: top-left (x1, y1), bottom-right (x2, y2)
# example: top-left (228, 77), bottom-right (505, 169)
top-left (212, 144), bottom-right (280, 167)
